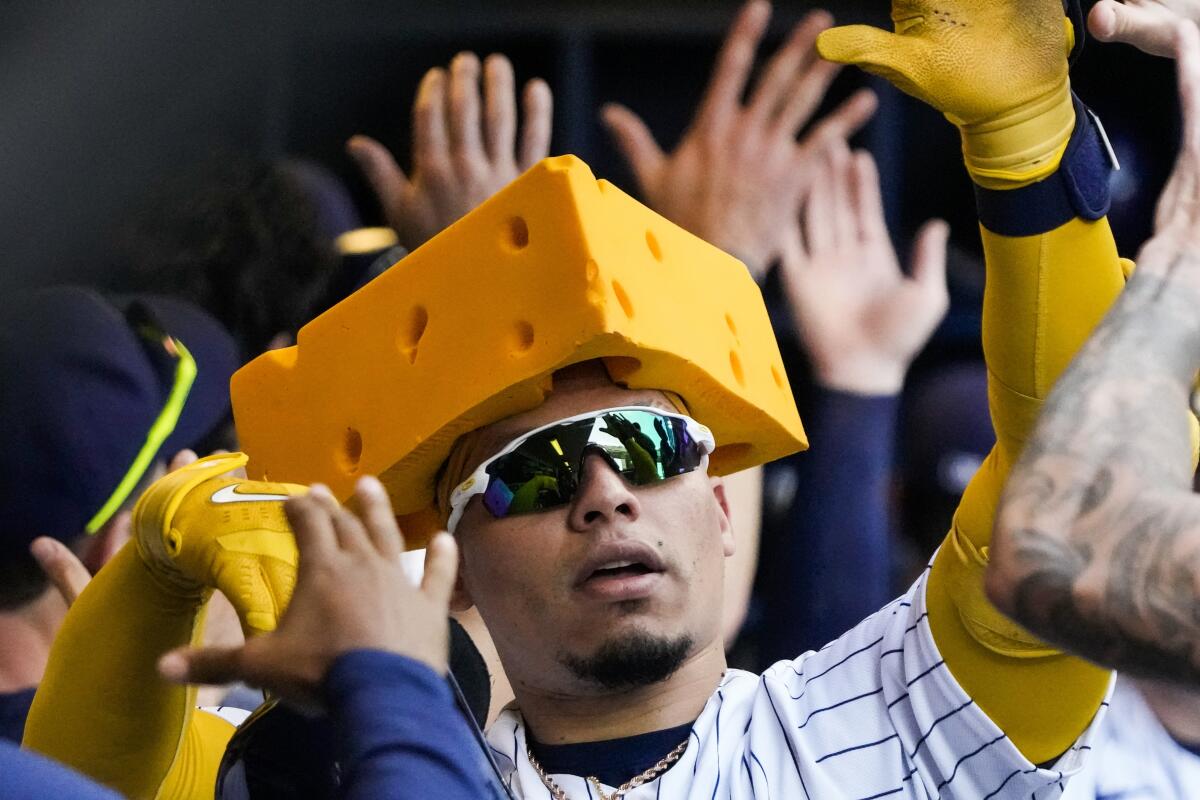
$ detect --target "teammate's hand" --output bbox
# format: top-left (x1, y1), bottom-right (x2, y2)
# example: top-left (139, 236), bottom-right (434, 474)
top-left (817, 0), bottom-right (1074, 185)
top-left (158, 478), bottom-right (459, 709)
top-left (602, 0), bottom-right (876, 280)
top-left (1090, 0), bottom-right (1200, 57)
top-left (348, 52), bottom-right (553, 252)
top-left (29, 537), bottom-right (91, 607)
top-left (780, 143), bottom-right (949, 395)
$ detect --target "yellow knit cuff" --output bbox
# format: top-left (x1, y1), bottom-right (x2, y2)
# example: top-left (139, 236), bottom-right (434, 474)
top-left (942, 525), bottom-right (1060, 659)
top-left (957, 80), bottom-right (1075, 190)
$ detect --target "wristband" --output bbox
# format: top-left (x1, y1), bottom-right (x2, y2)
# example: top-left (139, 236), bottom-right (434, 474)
top-left (974, 95), bottom-right (1117, 237)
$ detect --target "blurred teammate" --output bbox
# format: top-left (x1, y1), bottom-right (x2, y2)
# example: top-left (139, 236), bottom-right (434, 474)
top-left (0, 287), bottom-right (237, 743)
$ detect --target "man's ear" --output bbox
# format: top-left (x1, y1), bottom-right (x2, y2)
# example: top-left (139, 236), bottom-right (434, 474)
top-left (710, 476), bottom-right (736, 558)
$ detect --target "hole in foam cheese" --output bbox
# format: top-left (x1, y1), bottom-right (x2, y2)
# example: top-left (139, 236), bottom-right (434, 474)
top-left (230, 155), bottom-right (807, 548)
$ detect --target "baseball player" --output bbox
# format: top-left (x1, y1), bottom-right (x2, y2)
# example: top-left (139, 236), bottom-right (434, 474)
top-left (26, 0), bottom-right (1125, 797)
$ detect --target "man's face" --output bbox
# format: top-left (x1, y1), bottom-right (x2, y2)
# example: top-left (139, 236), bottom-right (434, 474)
top-left (451, 364), bottom-right (735, 696)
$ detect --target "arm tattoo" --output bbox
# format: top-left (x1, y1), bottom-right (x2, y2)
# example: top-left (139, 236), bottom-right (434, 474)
top-left (998, 257), bottom-right (1200, 681)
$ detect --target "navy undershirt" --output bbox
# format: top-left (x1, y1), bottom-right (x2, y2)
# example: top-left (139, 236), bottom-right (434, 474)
top-left (0, 687), bottom-right (36, 743)
top-left (528, 721), bottom-right (694, 790)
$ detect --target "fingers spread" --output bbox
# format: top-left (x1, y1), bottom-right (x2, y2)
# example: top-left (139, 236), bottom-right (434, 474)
top-left (519, 78), bottom-right (554, 171)
top-left (413, 67), bottom-right (450, 175)
top-left (346, 135), bottom-right (409, 215)
top-left (697, 0), bottom-right (772, 130)
top-left (355, 476), bottom-right (406, 560)
top-left (285, 488), bottom-right (338, 567)
top-left (30, 537), bottom-right (91, 607)
top-left (601, 103), bottom-right (665, 189)
top-left (483, 53), bottom-right (518, 165)
top-left (421, 532), bottom-right (460, 609)
top-left (804, 155), bottom-right (836, 255)
top-left (307, 484), bottom-right (371, 553)
top-left (448, 52), bottom-right (485, 169)
top-left (849, 150), bottom-right (889, 244)
top-left (800, 88), bottom-right (877, 153)
top-left (748, 10), bottom-right (833, 125)
top-left (910, 219), bottom-right (951, 295)
top-left (828, 144), bottom-right (857, 249)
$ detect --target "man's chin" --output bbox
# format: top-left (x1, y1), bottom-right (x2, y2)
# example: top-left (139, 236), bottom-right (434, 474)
top-left (560, 630), bottom-right (694, 691)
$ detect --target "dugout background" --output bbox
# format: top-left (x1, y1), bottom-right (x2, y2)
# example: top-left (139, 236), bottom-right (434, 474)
top-left (0, 0), bottom-right (1179, 294)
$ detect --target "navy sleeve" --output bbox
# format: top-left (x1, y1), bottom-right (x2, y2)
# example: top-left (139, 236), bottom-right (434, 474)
top-left (325, 650), bottom-right (494, 800)
top-left (0, 740), bottom-right (122, 800)
top-left (758, 385), bottom-right (899, 662)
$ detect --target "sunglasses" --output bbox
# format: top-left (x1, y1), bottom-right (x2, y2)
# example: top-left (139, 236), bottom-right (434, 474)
top-left (446, 406), bottom-right (716, 533)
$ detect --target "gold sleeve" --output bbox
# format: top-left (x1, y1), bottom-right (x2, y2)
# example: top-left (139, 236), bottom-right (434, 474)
top-left (926, 216), bottom-right (1122, 764)
top-left (23, 544), bottom-right (231, 799)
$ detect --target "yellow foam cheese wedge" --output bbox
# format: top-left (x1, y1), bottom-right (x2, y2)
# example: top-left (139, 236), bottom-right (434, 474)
top-left (231, 155), bottom-right (806, 547)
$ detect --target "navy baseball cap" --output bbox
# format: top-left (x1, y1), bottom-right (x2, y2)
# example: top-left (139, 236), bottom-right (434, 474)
top-left (0, 286), bottom-right (240, 547)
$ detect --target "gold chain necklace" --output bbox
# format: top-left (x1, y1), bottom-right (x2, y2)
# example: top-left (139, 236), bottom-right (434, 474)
top-left (526, 736), bottom-right (689, 800)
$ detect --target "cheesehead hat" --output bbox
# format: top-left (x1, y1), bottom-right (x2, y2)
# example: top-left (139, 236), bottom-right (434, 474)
top-left (231, 155), bottom-right (807, 547)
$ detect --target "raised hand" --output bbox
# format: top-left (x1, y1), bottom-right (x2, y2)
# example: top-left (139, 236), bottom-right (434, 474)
top-left (780, 144), bottom-right (949, 395)
top-left (818, 0), bottom-right (1074, 186)
top-left (602, 0), bottom-right (877, 279)
top-left (159, 478), bottom-right (458, 709)
top-left (1090, 0), bottom-right (1200, 57)
top-left (348, 53), bottom-right (553, 252)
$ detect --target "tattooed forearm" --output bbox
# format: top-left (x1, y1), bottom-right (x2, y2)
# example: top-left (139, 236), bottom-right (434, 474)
top-left (989, 260), bottom-right (1200, 680)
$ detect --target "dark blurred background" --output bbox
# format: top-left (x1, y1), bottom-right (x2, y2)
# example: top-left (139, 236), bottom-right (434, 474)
top-left (0, 0), bottom-right (1178, 296)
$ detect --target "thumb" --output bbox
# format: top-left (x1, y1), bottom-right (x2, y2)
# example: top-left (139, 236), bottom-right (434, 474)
top-left (817, 26), bottom-right (929, 98)
top-left (346, 135), bottom-right (410, 215)
top-left (600, 103), bottom-right (666, 190)
top-left (421, 532), bottom-right (459, 609)
top-left (910, 219), bottom-right (951, 295)
top-left (159, 643), bottom-right (248, 686)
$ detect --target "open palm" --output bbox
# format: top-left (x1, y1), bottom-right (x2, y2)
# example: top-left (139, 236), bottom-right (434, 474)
top-left (780, 145), bottom-right (949, 395)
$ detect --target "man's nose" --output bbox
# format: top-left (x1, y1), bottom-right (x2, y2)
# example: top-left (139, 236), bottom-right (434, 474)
top-left (567, 452), bottom-right (642, 531)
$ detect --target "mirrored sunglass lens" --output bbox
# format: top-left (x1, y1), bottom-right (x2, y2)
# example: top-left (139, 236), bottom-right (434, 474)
top-left (598, 410), bottom-right (699, 483)
top-left (481, 410), bottom-right (704, 519)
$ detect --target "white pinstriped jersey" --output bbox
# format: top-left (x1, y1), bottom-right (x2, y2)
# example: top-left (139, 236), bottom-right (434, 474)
top-left (1061, 680), bottom-right (1200, 800)
top-left (487, 569), bottom-right (1113, 799)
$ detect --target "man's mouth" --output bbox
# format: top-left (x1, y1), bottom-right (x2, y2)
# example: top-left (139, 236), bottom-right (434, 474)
top-left (575, 542), bottom-right (667, 601)
top-left (589, 560), bottom-right (656, 579)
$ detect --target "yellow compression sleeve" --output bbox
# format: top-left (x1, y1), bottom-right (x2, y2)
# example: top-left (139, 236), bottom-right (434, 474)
top-left (927, 216), bottom-right (1121, 764)
top-left (23, 544), bottom-right (232, 799)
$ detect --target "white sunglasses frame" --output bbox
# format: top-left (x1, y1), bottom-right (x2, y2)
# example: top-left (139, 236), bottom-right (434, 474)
top-left (445, 404), bottom-right (716, 534)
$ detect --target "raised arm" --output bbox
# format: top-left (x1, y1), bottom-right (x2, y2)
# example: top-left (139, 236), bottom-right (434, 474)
top-left (757, 142), bottom-right (949, 659)
top-left (820, 0), bottom-right (1118, 763)
top-left (988, 22), bottom-right (1200, 684)
top-left (23, 454), bottom-right (304, 798)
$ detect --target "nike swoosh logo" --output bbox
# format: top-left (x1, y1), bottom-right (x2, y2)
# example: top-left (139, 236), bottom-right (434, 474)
top-left (210, 485), bottom-right (293, 504)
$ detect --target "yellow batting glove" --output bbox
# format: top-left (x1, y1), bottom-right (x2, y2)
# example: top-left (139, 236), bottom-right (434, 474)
top-left (818, 1), bottom-right (1076, 188)
top-left (133, 452), bottom-right (306, 637)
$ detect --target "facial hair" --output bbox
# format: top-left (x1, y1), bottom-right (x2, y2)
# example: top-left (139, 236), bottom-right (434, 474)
top-left (560, 630), bottom-right (694, 690)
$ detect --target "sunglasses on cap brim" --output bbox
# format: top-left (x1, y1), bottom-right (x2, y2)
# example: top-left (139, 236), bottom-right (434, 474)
top-left (446, 405), bottom-right (716, 534)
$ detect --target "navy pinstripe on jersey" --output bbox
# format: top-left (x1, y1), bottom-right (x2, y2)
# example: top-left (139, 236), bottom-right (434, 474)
top-left (487, 568), bottom-right (1113, 799)
top-left (1061, 680), bottom-right (1200, 799)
